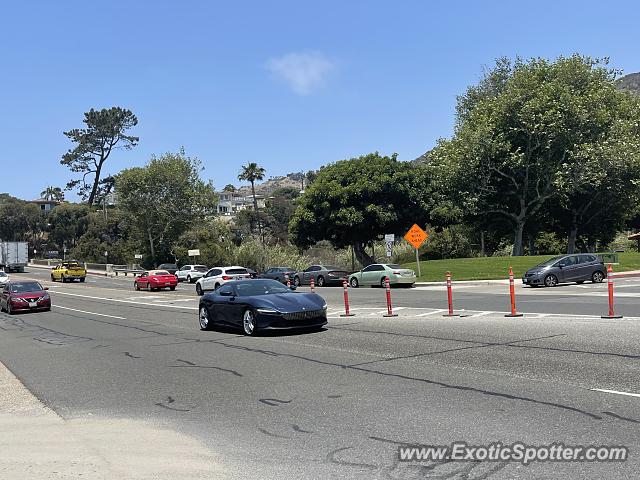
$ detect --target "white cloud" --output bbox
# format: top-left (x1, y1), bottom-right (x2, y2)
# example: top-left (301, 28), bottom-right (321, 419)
top-left (266, 52), bottom-right (335, 95)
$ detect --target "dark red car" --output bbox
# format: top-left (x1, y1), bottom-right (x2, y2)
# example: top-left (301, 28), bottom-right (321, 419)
top-left (134, 270), bottom-right (178, 291)
top-left (0, 281), bottom-right (51, 314)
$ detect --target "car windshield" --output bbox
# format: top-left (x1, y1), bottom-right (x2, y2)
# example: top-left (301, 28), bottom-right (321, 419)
top-left (150, 270), bottom-right (171, 276)
top-left (535, 256), bottom-right (565, 267)
top-left (235, 280), bottom-right (290, 296)
top-left (11, 282), bottom-right (43, 293)
top-left (0, 272), bottom-right (7, 277)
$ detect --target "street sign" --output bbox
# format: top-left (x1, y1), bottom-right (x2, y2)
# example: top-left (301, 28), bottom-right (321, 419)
top-left (404, 224), bottom-right (429, 249)
top-left (404, 224), bottom-right (429, 277)
top-left (188, 249), bottom-right (201, 257)
top-left (134, 254), bottom-right (143, 259)
top-left (384, 234), bottom-right (394, 258)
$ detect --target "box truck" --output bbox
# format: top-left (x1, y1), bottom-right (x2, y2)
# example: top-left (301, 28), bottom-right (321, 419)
top-left (0, 241), bottom-right (29, 273)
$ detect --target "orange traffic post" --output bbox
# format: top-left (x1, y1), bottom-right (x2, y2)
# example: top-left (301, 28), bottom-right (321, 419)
top-left (442, 271), bottom-right (459, 317)
top-left (340, 279), bottom-right (356, 317)
top-left (602, 264), bottom-right (623, 319)
top-left (383, 277), bottom-right (398, 317)
top-left (505, 266), bottom-right (523, 318)
top-left (310, 277), bottom-right (316, 293)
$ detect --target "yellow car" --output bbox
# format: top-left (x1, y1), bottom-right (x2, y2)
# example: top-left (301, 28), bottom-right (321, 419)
top-left (51, 261), bottom-right (87, 283)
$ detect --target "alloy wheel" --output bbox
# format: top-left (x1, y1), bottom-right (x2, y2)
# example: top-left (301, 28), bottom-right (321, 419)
top-left (544, 275), bottom-right (558, 287)
top-left (243, 310), bottom-right (256, 336)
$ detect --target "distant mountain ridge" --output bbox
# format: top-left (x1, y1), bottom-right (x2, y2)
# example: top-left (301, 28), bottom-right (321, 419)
top-left (236, 172), bottom-right (305, 197)
top-left (617, 72), bottom-right (640, 94)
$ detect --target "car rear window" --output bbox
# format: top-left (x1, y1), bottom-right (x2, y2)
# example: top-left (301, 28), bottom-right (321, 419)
top-left (226, 268), bottom-right (248, 275)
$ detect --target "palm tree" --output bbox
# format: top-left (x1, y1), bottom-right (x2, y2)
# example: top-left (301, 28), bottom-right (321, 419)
top-left (238, 162), bottom-right (266, 237)
top-left (40, 186), bottom-right (64, 202)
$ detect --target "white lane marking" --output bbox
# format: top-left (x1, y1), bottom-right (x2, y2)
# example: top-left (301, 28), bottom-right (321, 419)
top-left (591, 388), bottom-right (640, 398)
top-left (371, 307), bottom-right (406, 316)
top-left (50, 291), bottom-right (198, 310)
top-left (416, 309), bottom-right (446, 317)
top-left (53, 305), bottom-right (126, 320)
top-left (469, 311), bottom-right (493, 318)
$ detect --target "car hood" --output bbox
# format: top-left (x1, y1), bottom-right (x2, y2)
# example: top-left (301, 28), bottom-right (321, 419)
top-left (11, 291), bottom-right (47, 298)
top-left (253, 293), bottom-right (325, 313)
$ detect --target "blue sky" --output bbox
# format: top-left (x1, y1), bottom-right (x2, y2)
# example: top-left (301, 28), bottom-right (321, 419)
top-left (1, 0), bottom-right (639, 201)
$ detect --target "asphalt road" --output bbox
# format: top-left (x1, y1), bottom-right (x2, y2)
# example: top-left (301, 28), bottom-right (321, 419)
top-left (1, 267), bottom-right (640, 478)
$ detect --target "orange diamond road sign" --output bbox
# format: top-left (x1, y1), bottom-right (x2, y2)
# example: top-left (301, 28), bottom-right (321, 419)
top-left (404, 224), bottom-right (429, 249)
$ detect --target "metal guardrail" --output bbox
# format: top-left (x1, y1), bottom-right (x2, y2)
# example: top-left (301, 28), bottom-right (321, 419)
top-left (597, 253), bottom-right (619, 265)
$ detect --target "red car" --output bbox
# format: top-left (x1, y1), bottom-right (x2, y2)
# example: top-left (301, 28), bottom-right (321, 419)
top-left (0, 280), bottom-right (51, 314)
top-left (134, 270), bottom-right (178, 291)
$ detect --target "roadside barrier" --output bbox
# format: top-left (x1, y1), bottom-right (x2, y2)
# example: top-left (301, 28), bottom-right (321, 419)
top-left (442, 271), bottom-right (459, 317)
top-left (505, 266), bottom-right (523, 318)
top-left (383, 277), bottom-right (398, 317)
top-left (340, 279), bottom-right (355, 317)
top-left (310, 277), bottom-right (316, 293)
top-left (602, 264), bottom-right (623, 319)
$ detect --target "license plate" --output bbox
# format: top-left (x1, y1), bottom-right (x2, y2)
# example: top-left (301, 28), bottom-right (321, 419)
top-left (236, 276), bottom-right (243, 280)
top-left (29, 302), bottom-right (37, 308)
top-left (165, 282), bottom-right (171, 285)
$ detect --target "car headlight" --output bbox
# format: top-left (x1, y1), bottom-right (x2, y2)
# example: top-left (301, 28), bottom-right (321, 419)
top-left (42, 293), bottom-right (50, 300)
top-left (322, 304), bottom-right (328, 310)
top-left (257, 308), bottom-right (279, 314)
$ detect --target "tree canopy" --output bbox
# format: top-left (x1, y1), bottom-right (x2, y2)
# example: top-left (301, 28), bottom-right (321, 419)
top-left (61, 107), bottom-right (138, 205)
top-left (289, 152), bottom-right (432, 265)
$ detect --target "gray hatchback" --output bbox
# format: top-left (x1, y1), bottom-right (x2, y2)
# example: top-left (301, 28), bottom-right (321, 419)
top-left (522, 254), bottom-right (606, 287)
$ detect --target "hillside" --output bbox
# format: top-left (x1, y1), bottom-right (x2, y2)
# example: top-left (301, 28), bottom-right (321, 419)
top-left (616, 72), bottom-right (640, 94)
top-left (236, 172), bottom-right (305, 196)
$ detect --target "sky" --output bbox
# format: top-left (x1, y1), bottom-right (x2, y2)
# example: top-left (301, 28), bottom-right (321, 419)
top-left (1, 0), bottom-right (639, 201)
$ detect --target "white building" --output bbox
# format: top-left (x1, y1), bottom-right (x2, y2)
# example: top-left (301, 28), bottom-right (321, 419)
top-left (217, 191), bottom-right (266, 218)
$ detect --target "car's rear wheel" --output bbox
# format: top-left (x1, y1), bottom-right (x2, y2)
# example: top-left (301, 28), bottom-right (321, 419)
top-left (196, 283), bottom-right (203, 296)
top-left (544, 274), bottom-right (558, 287)
top-left (243, 309), bottom-right (257, 336)
top-left (7, 303), bottom-right (13, 315)
top-left (380, 277), bottom-right (389, 288)
top-left (134, 282), bottom-right (140, 291)
top-left (187, 275), bottom-right (192, 283)
top-left (294, 276), bottom-right (301, 287)
top-left (214, 283), bottom-right (220, 290)
top-left (592, 271), bottom-right (605, 283)
top-left (317, 276), bottom-right (325, 287)
top-left (199, 306), bottom-right (213, 330)
top-left (61, 275), bottom-right (66, 283)
top-left (350, 277), bottom-right (359, 288)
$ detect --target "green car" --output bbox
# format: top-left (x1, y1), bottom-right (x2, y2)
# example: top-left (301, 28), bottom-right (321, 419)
top-left (348, 263), bottom-right (416, 288)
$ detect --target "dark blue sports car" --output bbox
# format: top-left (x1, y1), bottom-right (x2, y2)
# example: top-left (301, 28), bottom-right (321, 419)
top-left (198, 279), bottom-right (328, 335)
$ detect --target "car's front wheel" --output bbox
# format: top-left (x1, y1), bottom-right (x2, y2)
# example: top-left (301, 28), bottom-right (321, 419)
top-left (592, 271), bottom-right (605, 283)
top-left (294, 276), bottom-right (301, 287)
top-left (544, 274), bottom-right (558, 287)
top-left (317, 276), bottom-right (325, 287)
top-left (243, 309), bottom-right (258, 336)
top-left (134, 282), bottom-right (140, 291)
top-left (350, 277), bottom-right (359, 288)
top-left (196, 283), bottom-right (203, 296)
top-left (199, 306), bottom-right (213, 330)
top-left (50, 274), bottom-right (55, 282)
top-left (6, 302), bottom-right (13, 315)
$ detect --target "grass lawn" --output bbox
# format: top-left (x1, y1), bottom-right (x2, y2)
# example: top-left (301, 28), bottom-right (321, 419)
top-left (402, 252), bottom-right (640, 282)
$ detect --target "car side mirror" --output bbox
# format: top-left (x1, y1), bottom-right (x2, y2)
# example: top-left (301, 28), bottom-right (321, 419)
top-left (44, 287), bottom-right (49, 290)
top-left (558, 263), bottom-right (565, 268)
top-left (219, 290), bottom-right (232, 296)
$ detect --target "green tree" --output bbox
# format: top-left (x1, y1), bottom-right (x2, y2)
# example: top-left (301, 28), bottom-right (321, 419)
top-left (0, 199), bottom-right (43, 242)
top-left (47, 203), bottom-right (91, 250)
top-left (238, 162), bottom-right (266, 237)
top-left (289, 152), bottom-right (433, 265)
top-left (264, 187), bottom-right (300, 242)
top-left (431, 55), bottom-right (640, 255)
top-left (116, 150), bottom-right (218, 266)
top-left (222, 184), bottom-right (237, 192)
top-left (40, 186), bottom-right (65, 202)
top-left (61, 107), bottom-right (138, 206)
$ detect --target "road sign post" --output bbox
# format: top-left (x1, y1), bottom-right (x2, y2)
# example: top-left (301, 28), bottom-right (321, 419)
top-left (384, 234), bottom-right (394, 259)
top-left (403, 224), bottom-right (429, 278)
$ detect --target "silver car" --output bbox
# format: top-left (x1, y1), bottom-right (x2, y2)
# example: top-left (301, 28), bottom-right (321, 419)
top-left (522, 254), bottom-right (606, 287)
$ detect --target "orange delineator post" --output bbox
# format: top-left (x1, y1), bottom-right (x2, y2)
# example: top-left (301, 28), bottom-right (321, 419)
top-left (505, 266), bottom-right (523, 318)
top-left (310, 277), bottom-right (315, 293)
top-left (442, 271), bottom-right (460, 317)
top-left (602, 264), bottom-right (623, 319)
top-left (340, 279), bottom-right (355, 317)
top-left (383, 276), bottom-right (398, 317)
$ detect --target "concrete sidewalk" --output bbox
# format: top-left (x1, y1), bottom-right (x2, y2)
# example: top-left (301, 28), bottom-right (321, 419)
top-left (0, 362), bottom-right (226, 479)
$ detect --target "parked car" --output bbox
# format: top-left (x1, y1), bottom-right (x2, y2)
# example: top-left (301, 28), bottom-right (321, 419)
top-left (259, 267), bottom-right (297, 284)
top-left (293, 265), bottom-right (349, 287)
top-left (50, 261), bottom-right (87, 283)
top-left (198, 279), bottom-right (327, 335)
top-left (348, 264), bottom-right (417, 288)
top-left (134, 270), bottom-right (178, 291)
top-left (0, 271), bottom-right (9, 285)
top-left (0, 281), bottom-right (51, 314)
top-left (522, 254), bottom-right (606, 287)
top-left (195, 266), bottom-right (252, 295)
top-left (157, 263), bottom-right (178, 275)
top-left (176, 265), bottom-right (209, 283)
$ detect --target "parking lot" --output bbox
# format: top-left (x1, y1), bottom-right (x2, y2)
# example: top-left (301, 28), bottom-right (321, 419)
top-left (1, 266), bottom-right (640, 478)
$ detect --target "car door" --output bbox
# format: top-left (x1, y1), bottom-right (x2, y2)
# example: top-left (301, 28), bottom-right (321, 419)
top-left (364, 264), bottom-right (384, 285)
top-left (0, 285), bottom-right (7, 309)
top-left (176, 266), bottom-right (187, 281)
top-left (359, 265), bottom-right (376, 285)
top-left (575, 254), bottom-right (596, 281)
top-left (212, 284), bottom-right (236, 325)
top-left (559, 256), bottom-right (580, 281)
top-left (203, 269), bottom-right (221, 291)
top-left (137, 272), bottom-right (149, 289)
top-left (52, 264), bottom-right (61, 280)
